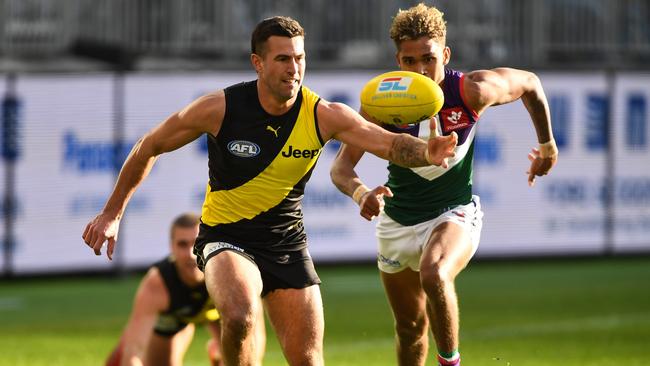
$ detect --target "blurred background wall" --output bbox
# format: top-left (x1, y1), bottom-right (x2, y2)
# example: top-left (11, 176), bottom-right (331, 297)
top-left (1, 0), bottom-right (649, 71)
top-left (0, 0), bottom-right (649, 276)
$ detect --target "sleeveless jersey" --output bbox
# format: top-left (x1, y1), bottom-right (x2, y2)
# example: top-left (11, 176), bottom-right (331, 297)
top-left (152, 256), bottom-right (218, 336)
top-left (200, 81), bottom-right (324, 249)
top-left (382, 68), bottom-right (480, 226)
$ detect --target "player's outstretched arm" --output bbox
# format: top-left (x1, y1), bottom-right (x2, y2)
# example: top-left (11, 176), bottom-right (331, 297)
top-left (464, 68), bottom-right (557, 186)
top-left (318, 100), bottom-right (456, 168)
top-left (330, 110), bottom-right (393, 221)
top-left (83, 91), bottom-right (225, 259)
top-left (115, 268), bottom-right (169, 366)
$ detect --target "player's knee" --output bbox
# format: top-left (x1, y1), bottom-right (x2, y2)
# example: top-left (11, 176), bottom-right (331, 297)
top-left (287, 348), bottom-right (323, 366)
top-left (420, 262), bottom-right (454, 290)
top-left (220, 306), bottom-right (257, 339)
top-left (395, 317), bottom-right (428, 343)
top-left (282, 336), bottom-right (323, 366)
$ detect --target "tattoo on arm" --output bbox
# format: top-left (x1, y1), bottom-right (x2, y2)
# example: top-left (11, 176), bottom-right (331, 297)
top-left (388, 134), bottom-right (428, 167)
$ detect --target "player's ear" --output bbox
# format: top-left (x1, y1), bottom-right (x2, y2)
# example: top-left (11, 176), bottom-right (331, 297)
top-left (443, 46), bottom-right (451, 65)
top-left (251, 53), bottom-right (263, 74)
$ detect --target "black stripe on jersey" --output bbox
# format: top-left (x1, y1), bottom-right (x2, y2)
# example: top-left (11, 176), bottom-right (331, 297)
top-left (207, 81), bottom-right (303, 191)
top-left (200, 162), bottom-right (318, 250)
top-left (313, 98), bottom-right (324, 146)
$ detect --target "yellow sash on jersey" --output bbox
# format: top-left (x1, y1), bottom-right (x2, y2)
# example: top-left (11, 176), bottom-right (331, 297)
top-left (201, 87), bottom-right (322, 225)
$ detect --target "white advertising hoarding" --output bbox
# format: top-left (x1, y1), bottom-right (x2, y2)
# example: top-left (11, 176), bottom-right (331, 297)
top-left (612, 73), bottom-right (650, 252)
top-left (2, 71), bottom-right (648, 274)
top-left (11, 75), bottom-right (115, 273)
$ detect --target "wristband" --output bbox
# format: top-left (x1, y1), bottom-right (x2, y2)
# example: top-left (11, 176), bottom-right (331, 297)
top-left (352, 184), bottom-right (370, 205)
top-left (539, 139), bottom-right (558, 159)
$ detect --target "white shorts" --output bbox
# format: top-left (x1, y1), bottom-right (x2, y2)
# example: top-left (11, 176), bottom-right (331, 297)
top-left (376, 195), bottom-right (483, 273)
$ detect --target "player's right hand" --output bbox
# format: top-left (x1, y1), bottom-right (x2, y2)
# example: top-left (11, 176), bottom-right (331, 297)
top-left (82, 213), bottom-right (121, 260)
top-left (358, 186), bottom-right (393, 221)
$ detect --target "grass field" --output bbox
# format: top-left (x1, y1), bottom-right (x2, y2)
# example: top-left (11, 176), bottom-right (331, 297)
top-left (1, 257), bottom-right (649, 366)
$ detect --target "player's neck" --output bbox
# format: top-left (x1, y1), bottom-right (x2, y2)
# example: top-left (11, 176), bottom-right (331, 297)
top-left (257, 81), bottom-right (296, 116)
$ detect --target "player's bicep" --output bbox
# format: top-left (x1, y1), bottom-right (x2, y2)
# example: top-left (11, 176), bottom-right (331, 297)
top-left (145, 91), bottom-right (225, 156)
top-left (319, 101), bottom-right (393, 160)
top-left (333, 107), bottom-right (375, 167)
top-left (465, 68), bottom-right (538, 110)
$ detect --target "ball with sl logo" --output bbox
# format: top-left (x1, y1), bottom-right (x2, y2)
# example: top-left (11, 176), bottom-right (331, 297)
top-left (360, 71), bottom-right (444, 126)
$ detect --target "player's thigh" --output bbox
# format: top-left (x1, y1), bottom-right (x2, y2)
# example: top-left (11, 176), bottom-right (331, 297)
top-left (421, 221), bottom-right (474, 279)
top-left (263, 285), bottom-right (324, 355)
top-left (381, 268), bottom-right (428, 327)
top-left (420, 197), bottom-right (483, 277)
top-left (204, 250), bottom-right (264, 315)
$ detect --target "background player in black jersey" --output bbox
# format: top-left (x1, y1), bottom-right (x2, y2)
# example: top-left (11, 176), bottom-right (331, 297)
top-left (105, 213), bottom-right (266, 366)
top-left (83, 16), bottom-right (457, 366)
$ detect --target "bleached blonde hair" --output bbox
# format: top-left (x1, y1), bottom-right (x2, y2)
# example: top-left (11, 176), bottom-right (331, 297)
top-left (390, 3), bottom-right (446, 48)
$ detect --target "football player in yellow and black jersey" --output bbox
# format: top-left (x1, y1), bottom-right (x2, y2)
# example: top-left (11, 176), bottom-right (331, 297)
top-left (105, 213), bottom-right (266, 366)
top-left (83, 16), bottom-right (458, 366)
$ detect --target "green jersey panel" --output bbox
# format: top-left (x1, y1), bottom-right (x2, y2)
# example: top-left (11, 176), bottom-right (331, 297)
top-left (384, 141), bottom-right (474, 226)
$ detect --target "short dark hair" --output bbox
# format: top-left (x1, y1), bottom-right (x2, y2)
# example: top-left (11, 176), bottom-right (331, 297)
top-left (170, 212), bottom-right (200, 239)
top-left (251, 16), bottom-right (305, 55)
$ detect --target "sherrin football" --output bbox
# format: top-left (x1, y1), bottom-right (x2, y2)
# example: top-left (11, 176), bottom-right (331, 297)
top-left (360, 71), bottom-right (444, 125)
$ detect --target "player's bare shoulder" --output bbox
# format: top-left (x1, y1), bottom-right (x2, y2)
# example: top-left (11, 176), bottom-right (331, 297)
top-left (178, 90), bottom-right (226, 137)
top-left (136, 266), bottom-right (170, 310)
top-left (462, 69), bottom-right (509, 113)
top-left (315, 98), bottom-right (363, 141)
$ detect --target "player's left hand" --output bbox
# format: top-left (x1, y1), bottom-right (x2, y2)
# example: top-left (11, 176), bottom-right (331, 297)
top-left (526, 146), bottom-right (558, 187)
top-left (358, 186), bottom-right (393, 221)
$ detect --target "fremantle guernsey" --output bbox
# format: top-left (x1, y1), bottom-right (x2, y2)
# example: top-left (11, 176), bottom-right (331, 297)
top-left (382, 68), bottom-right (480, 226)
top-left (199, 81), bottom-right (324, 250)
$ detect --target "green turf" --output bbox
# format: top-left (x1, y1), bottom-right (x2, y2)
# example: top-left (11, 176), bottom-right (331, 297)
top-left (1, 257), bottom-right (649, 365)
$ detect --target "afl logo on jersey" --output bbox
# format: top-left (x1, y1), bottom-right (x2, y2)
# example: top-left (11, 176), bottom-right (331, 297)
top-left (227, 140), bottom-right (260, 157)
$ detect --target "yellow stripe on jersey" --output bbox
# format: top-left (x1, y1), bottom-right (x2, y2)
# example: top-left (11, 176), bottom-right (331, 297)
top-left (201, 87), bottom-right (322, 225)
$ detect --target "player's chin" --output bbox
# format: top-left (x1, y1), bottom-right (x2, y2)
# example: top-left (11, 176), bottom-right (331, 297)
top-left (281, 80), bottom-right (300, 94)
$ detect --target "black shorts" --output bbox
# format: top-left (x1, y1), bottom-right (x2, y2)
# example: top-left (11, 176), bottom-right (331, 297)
top-left (194, 223), bottom-right (321, 297)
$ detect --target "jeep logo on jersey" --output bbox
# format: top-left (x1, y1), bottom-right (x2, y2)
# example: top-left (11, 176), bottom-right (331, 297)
top-left (377, 77), bottom-right (413, 92)
top-left (227, 140), bottom-right (260, 157)
top-left (282, 145), bottom-right (320, 159)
